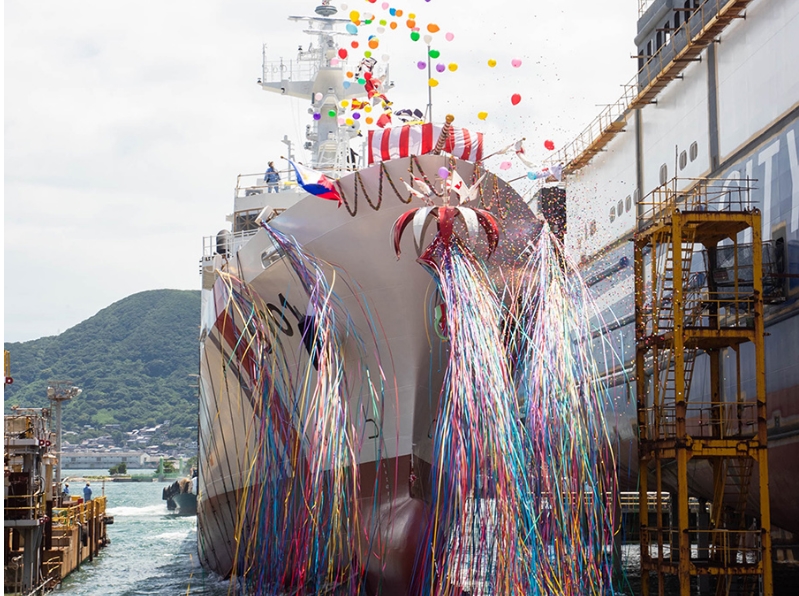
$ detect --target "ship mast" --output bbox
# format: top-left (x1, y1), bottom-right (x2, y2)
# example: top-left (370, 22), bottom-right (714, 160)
top-left (259, 2), bottom-right (366, 176)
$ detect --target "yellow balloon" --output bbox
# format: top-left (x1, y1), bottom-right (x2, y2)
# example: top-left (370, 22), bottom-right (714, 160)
top-left (350, 10), bottom-right (360, 23)
top-left (428, 78), bottom-right (439, 87)
top-left (448, 63), bottom-right (458, 72)
top-left (488, 59), bottom-right (497, 68)
top-left (340, 100), bottom-right (350, 107)
top-left (364, 105), bottom-right (372, 113)
top-left (346, 118), bottom-right (355, 126)
top-left (478, 111), bottom-right (488, 120)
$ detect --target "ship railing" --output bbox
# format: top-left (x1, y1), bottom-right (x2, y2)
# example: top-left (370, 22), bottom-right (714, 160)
top-left (202, 229), bottom-right (260, 258)
top-left (638, 0), bottom-right (656, 17)
top-left (262, 56), bottom-right (319, 85)
top-left (234, 170), bottom-right (297, 200)
top-left (641, 400), bottom-right (758, 441)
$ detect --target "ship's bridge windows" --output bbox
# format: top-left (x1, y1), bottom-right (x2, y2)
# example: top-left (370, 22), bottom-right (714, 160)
top-left (679, 150), bottom-right (688, 170)
top-left (609, 205), bottom-right (616, 223)
top-left (690, 141), bottom-right (698, 161)
top-left (625, 195), bottom-right (632, 212)
top-left (659, 164), bottom-right (668, 186)
top-left (618, 200), bottom-right (624, 218)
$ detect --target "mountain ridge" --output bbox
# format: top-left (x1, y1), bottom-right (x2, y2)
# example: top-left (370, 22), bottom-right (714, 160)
top-left (4, 289), bottom-right (200, 440)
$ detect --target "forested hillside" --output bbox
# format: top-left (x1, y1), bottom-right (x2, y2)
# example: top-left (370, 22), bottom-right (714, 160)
top-left (4, 290), bottom-right (200, 439)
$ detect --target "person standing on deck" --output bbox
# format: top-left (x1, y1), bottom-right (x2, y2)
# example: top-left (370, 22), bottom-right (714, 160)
top-left (264, 161), bottom-right (280, 193)
top-left (83, 482), bottom-right (92, 501)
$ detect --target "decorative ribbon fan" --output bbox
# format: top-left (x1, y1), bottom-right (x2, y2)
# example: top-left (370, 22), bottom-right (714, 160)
top-left (391, 172), bottom-right (498, 269)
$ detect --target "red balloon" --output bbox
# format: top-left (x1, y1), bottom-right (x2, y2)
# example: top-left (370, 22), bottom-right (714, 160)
top-left (511, 93), bottom-right (522, 105)
top-left (338, 48), bottom-right (348, 59)
top-left (544, 139), bottom-right (555, 151)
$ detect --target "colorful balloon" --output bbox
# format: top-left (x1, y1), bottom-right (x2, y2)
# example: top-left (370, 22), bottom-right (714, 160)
top-left (511, 93), bottom-right (522, 105)
top-left (544, 139), bottom-right (556, 151)
top-left (365, 116), bottom-right (374, 124)
top-left (478, 111), bottom-right (488, 120)
top-left (428, 78), bottom-right (439, 87)
top-left (445, 32), bottom-right (454, 41)
top-left (410, 31), bottom-right (420, 41)
top-left (368, 38), bottom-right (379, 49)
top-left (500, 161), bottom-right (512, 170)
top-left (488, 59), bottom-right (497, 67)
top-left (423, 34), bottom-right (433, 44)
top-left (438, 166), bottom-right (449, 179)
top-left (351, 40), bottom-right (359, 48)
top-left (346, 23), bottom-right (358, 34)
top-left (314, 92), bottom-right (323, 101)
top-left (511, 58), bottom-right (523, 68)
top-left (427, 23), bottom-right (440, 33)
top-left (417, 61), bottom-right (427, 70)
top-left (448, 63), bottom-right (458, 71)
top-left (313, 112), bottom-right (321, 120)
top-left (429, 49), bottom-right (440, 58)
top-left (328, 109), bottom-right (337, 117)
top-left (338, 48), bottom-right (348, 59)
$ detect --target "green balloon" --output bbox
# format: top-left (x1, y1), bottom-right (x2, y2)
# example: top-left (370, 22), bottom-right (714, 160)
top-left (328, 110), bottom-right (336, 117)
top-left (429, 49), bottom-right (440, 59)
top-left (410, 31), bottom-right (420, 41)
top-left (357, 78), bottom-right (366, 85)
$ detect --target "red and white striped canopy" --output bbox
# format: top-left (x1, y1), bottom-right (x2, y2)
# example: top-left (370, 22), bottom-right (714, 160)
top-left (367, 123), bottom-right (484, 165)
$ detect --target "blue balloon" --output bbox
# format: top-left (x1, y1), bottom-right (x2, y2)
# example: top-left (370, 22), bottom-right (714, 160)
top-left (527, 171), bottom-right (538, 180)
top-left (346, 23), bottom-right (358, 34)
top-left (343, 81), bottom-right (351, 89)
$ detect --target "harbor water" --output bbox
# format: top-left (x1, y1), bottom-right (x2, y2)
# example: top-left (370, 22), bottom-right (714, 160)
top-left (52, 471), bottom-right (799, 595)
top-left (54, 471), bottom-right (227, 596)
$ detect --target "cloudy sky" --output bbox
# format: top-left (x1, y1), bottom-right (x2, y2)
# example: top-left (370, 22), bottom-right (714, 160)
top-left (4, 0), bottom-right (638, 343)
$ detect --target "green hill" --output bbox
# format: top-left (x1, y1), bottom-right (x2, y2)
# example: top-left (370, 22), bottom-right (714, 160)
top-left (4, 289), bottom-right (200, 439)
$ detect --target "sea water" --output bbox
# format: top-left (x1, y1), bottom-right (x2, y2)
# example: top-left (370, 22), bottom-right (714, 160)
top-left (55, 470), bottom-right (227, 596)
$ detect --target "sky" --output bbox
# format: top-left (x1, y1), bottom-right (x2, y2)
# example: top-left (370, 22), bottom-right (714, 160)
top-left (4, 0), bottom-right (638, 343)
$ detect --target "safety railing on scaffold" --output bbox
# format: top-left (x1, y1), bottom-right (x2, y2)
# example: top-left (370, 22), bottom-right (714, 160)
top-left (640, 400), bottom-right (758, 442)
top-left (642, 528), bottom-right (763, 566)
top-left (52, 496), bottom-right (108, 529)
top-left (637, 177), bottom-right (757, 230)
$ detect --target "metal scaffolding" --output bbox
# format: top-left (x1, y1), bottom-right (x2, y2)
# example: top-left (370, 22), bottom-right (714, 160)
top-left (634, 178), bottom-right (773, 595)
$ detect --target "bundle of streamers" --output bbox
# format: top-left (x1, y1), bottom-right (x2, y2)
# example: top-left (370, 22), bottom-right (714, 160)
top-left (221, 224), bottom-right (388, 594)
top-left (413, 238), bottom-right (536, 596)
top-left (508, 226), bottom-right (619, 595)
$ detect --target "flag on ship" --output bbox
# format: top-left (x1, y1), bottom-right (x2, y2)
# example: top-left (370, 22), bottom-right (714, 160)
top-left (367, 123), bottom-right (484, 164)
top-left (289, 160), bottom-right (342, 205)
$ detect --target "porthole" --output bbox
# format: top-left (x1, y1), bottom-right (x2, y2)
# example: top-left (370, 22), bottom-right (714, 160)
top-left (633, 189), bottom-right (641, 203)
top-left (679, 150), bottom-right (688, 170)
top-left (618, 200), bottom-right (624, 217)
top-left (659, 164), bottom-right (668, 185)
top-left (690, 141), bottom-right (698, 161)
top-left (625, 195), bottom-right (632, 212)
top-left (609, 206), bottom-right (616, 223)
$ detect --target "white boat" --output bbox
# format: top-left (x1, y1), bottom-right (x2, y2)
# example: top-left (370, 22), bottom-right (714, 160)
top-left (197, 3), bottom-right (541, 592)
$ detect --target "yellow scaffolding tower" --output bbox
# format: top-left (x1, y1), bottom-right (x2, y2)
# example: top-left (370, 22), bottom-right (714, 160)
top-left (634, 178), bottom-right (773, 595)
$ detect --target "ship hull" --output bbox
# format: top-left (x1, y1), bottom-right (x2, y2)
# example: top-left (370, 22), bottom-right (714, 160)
top-left (197, 155), bottom-right (540, 583)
